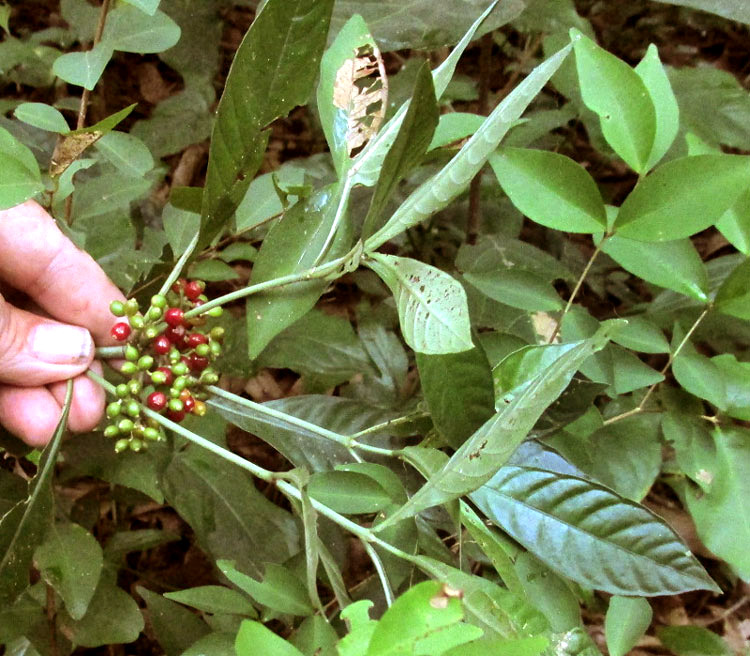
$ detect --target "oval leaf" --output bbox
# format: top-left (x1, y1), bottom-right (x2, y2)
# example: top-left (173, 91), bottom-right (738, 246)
top-left (715, 256), bottom-right (750, 320)
top-left (308, 471), bottom-right (391, 514)
top-left (14, 102), bottom-right (70, 133)
top-left (0, 127), bottom-right (43, 209)
top-left (52, 43), bottom-right (113, 90)
top-left (605, 596), bottom-right (653, 656)
top-left (101, 6), bottom-right (181, 53)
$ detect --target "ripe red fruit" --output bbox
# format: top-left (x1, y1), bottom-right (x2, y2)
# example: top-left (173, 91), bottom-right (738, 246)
top-left (111, 322), bottom-right (131, 341)
top-left (165, 324), bottom-right (187, 349)
top-left (187, 332), bottom-right (209, 348)
top-left (152, 335), bottom-right (171, 355)
top-left (166, 409), bottom-right (186, 423)
top-left (171, 278), bottom-right (187, 294)
top-left (164, 308), bottom-right (185, 327)
top-left (182, 395), bottom-right (196, 413)
top-left (184, 281), bottom-right (204, 301)
top-left (188, 354), bottom-right (210, 372)
top-left (147, 391), bottom-right (167, 412)
top-left (156, 366), bottom-right (174, 386)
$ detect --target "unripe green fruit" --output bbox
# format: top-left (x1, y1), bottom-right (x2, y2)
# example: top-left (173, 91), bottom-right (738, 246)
top-left (207, 306), bottom-right (223, 318)
top-left (168, 398), bottom-right (184, 413)
top-left (172, 362), bottom-right (189, 376)
top-left (125, 345), bottom-right (140, 361)
top-left (137, 355), bottom-right (154, 370)
top-left (209, 341), bottom-right (222, 358)
top-left (209, 326), bottom-right (225, 341)
top-left (151, 370), bottom-right (168, 385)
top-left (125, 298), bottom-right (140, 316)
top-left (169, 387), bottom-right (181, 398)
top-left (151, 294), bottom-right (167, 309)
top-left (104, 424), bottom-right (120, 438)
top-left (110, 300), bottom-right (126, 317)
top-left (144, 325), bottom-right (160, 340)
top-left (125, 400), bottom-right (141, 417)
top-left (200, 369), bottom-right (219, 385)
top-left (130, 438), bottom-right (144, 452)
top-left (120, 362), bottom-right (138, 376)
top-left (147, 306), bottom-right (163, 321)
top-left (169, 348), bottom-right (181, 364)
top-left (106, 402), bottom-right (122, 418)
top-left (195, 343), bottom-right (210, 357)
top-left (144, 427), bottom-right (160, 441)
top-left (115, 438), bottom-right (130, 453)
top-left (116, 383), bottom-right (129, 398)
top-left (173, 375), bottom-right (188, 391)
top-left (128, 380), bottom-right (142, 395)
top-left (129, 314), bottom-right (145, 330)
top-left (118, 418), bottom-right (135, 433)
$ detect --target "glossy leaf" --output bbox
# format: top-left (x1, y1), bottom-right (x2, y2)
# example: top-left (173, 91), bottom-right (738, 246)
top-left (245, 185), bottom-right (351, 359)
top-left (605, 596), bottom-right (652, 656)
top-left (94, 130), bottom-right (154, 176)
top-left (122, 0), bottom-right (160, 14)
top-left (634, 44), bottom-right (679, 170)
top-left (34, 522), bottom-right (103, 620)
top-left (651, 0), bottom-right (750, 24)
top-left (672, 351), bottom-right (728, 410)
top-left (610, 316), bottom-right (669, 353)
top-left (0, 126), bottom-right (43, 209)
top-left (472, 466), bottom-right (718, 595)
top-left (182, 633), bottom-right (236, 656)
top-left (52, 42), bottom-right (113, 90)
top-left (602, 234), bottom-right (708, 301)
top-left (416, 346), bottom-right (495, 448)
top-left (14, 102), bottom-right (69, 133)
top-left (138, 586), bottom-right (210, 656)
top-left (712, 354), bottom-right (750, 420)
top-left (571, 29), bottom-right (655, 172)
top-left (164, 585), bottom-right (256, 616)
top-left (200, 0), bottom-right (334, 248)
top-left (378, 324), bottom-right (618, 526)
top-left (715, 256), bottom-right (750, 320)
top-left (366, 252), bottom-right (473, 354)
top-left (614, 154), bottom-right (750, 241)
top-left (464, 268), bottom-right (563, 312)
top-left (429, 112), bottom-right (485, 150)
top-left (489, 147), bottom-right (607, 232)
top-left (308, 471), bottom-right (391, 514)
top-left (716, 188), bottom-right (750, 254)
top-left (236, 620), bottom-right (305, 656)
top-left (365, 44), bottom-right (572, 250)
top-left (291, 615), bottom-right (338, 656)
top-left (101, 6), bottom-right (180, 53)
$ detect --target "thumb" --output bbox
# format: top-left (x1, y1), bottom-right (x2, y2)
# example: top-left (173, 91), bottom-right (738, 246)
top-left (0, 293), bottom-right (94, 387)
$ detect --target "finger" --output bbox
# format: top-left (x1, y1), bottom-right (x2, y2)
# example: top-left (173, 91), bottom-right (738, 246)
top-left (0, 294), bottom-right (94, 386)
top-left (0, 200), bottom-right (126, 343)
top-left (49, 362), bottom-right (105, 433)
top-left (0, 385), bottom-right (65, 447)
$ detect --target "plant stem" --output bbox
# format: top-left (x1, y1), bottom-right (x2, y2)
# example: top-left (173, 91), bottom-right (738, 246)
top-left (548, 236), bottom-right (607, 344)
top-left (313, 176), bottom-right (354, 267)
top-left (159, 232), bottom-right (199, 297)
top-left (602, 306), bottom-right (710, 426)
top-left (96, 346), bottom-right (126, 359)
top-left (362, 540), bottom-right (394, 607)
top-left (183, 244), bottom-right (359, 319)
top-left (348, 410), bottom-right (429, 440)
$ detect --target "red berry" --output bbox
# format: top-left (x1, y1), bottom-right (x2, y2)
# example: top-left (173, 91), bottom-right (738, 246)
top-left (182, 394), bottom-right (196, 413)
top-left (156, 366), bottom-right (174, 386)
top-left (153, 335), bottom-right (171, 355)
top-left (165, 324), bottom-right (187, 349)
top-left (111, 322), bottom-right (131, 341)
top-left (171, 278), bottom-right (187, 294)
top-left (188, 354), bottom-right (210, 373)
top-left (147, 391), bottom-right (167, 412)
top-left (166, 409), bottom-right (186, 423)
top-left (184, 281), bottom-right (204, 301)
top-left (187, 332), bottom-right (209, 348)
top-left (165, 308), bottom-right (185, 327)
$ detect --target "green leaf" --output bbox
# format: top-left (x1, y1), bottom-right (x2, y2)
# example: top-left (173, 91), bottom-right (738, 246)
top-left (684, 427), bottom-right (750, 580)
top-left (634, 44), bottom-right (679, 170)
top-left (379, 324), bottom-right (618, 526)
top-left (138, 586), bottom-right (210, 656)
top-left (365, 43), bottom-right (572, 250)
top-left (163, 203), bottom-right (201, 256)
top-left (0, 126), bottom-right (43, 209)
top-left (361, 62), bottom-right (439, 239)
top-left (712, 354), bottom-right (750, 420)
top-left (650, 0), bottom-right (750, 25)
top-left (245, 185), bottom-right (350, 360)
top-left (236, 620), bottom-right (305, 656)
top-left (0, 380), bottom-right (72, 605)
top-left (464, 269), bottom-right (563, 312)
top-left (34, 522), bottom-right (103, 620)
top-left (101, 6), bottom-right (180, 53)
top-left (234, 167), bottom-right (306, 233)
top-left (366, 252), bottom-right (473, 354)
top-left (122, 0), bottom-right (160, 15)
top-left (489, 148), bottom-right (607, 232)
top-left (673, 350), bottom-right (728, 410)
top-left (218, 561), bottom-right (312, 616)
top-left (94, 130), bottom-right (154, 176)
top-left (657, 625), bottom-right (732, 656)
top-left (52, 42), bottom-right (113, 90)
top-left (181, 632), bottom-right (236, 656)
top-left (416, 346), bottom-right (495, 449)
top-left (614, 154), bottom-right (750, 241)
top-left (14, 102), bottom-right (70, 133)
top-left (610, 316), bottom-right (669, 353)
top-left (472, 465), bottom-right (718, 595)
top-left (716, 188), bottom-right (750, 254)
top-left (429, 112), bottom-right (486, 150)
top-left (308, 471), bottom-right (391, 514)
top-left (602, 234), bottom-right (708, 301)
top-left (200, 0), bottom-right (334, 248)
top-left (291, 615), bottom-right (338, 656)
top-left (219, 242), bottom-right (258, 263)
top-left (605, 596), bottom-right (652, 656)
top-left (571, 29), bottom-right (655, 172)
top-left (164, 585), bottom-right (257, 616)
top-left (715, 257), bottom-right (750, 320)
top-left (188, 259), bottom-right (239, 282)
top-left (61, 578), bottom-right (144, 647)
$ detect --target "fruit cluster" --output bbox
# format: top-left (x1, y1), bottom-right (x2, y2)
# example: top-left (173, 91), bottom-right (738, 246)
top-left (105, 278), bottom-right (224, 453)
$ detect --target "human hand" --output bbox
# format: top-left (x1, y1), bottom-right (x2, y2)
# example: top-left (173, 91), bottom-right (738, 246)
top-left (0, 201), bottom-right (126, 446)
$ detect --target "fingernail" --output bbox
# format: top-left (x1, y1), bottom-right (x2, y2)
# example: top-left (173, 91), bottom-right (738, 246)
top-left (29, 324), bottom-right (94, 365)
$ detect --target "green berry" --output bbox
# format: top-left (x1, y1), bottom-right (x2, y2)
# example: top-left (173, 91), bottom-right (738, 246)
top-left (207, 306), bottom-right (223, 318)
top-left (116, 383), bottom-right (129, 398)
top-left (125, 345), bottom-right (140, 361)
top-left (127, 379), bottom-right (142, 396)
top-left (144, 427), bottom-right (160, 441)
top-left (200, 369), bottom-right (218, 385)
top-left (137, 354), bottom-right (154, 370)
top-left (209, 326), bottom-right (225, 341)
top-left (125, 298), bottom-right (140, 316)
top-left (106, 401), bottom-right (122, 418)
top-left (118, 418), bottom-right (135, 433)
top-left (169, 386), bottom-right (181, 398)
top-left (147, 306), bottom-right (163, 321)
top-left (151, 294), bottom-right (168, 309)
top-left (104, 424), bottom-right (120, 438)
top-left (172, 362), bottom-right (189, 376)
top-left (169, 348), bottom-right (181, 364)
top-left (144, 325), bottom-right (160, 340)
top-left (173, 375), bottom-right (188, 391)
top-left (195, 343), bottom-right (210, 357)
top-left (114, 438), bottom-right (130, 453)
top-left (110, 300), bottom-right (126, 317)
top-left (130, 438), bottom-right (145, 452)
top-left (168, 398), bottom-right (184, 413)
top-left (120, 362), bottom-right (138, 376)
top-left (209, 341), bottom-right (222, 358)
top-left (129, 314), bottom-right (145, 330)
top-left (125, 400), bottom-right (141, 417)
top-left (151, 370), bottom-right (168, 385)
